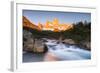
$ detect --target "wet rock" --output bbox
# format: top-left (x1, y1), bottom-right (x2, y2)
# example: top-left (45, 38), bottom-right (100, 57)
top-left (63, 39), bottom-right (75, 44)
top-left (81, 42), bottom-right (91, 50)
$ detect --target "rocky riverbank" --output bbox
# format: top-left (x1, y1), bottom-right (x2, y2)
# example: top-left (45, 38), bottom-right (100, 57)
top-left (23, 28), bottom-right (91, 53)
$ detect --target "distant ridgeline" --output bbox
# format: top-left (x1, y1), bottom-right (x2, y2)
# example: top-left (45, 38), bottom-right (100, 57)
top-left (23, 16), bottom-right (91, 49)
top-left (23, 16), bottom-right (73, 32)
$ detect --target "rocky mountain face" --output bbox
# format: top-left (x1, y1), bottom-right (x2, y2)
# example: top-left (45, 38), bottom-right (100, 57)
top-left (23, 16), bottom-right (73, 32)
top-left (23, 16), bottom-right (41, 30)
top-left (42, 18), bottom-right (73, 32)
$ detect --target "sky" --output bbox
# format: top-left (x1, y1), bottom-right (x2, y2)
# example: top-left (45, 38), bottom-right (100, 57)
top-left (23, 10), bottom-right (91, 25)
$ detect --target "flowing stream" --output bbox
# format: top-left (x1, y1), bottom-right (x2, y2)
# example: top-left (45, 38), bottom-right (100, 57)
top-left (45, 39), bottom-right (91, 60)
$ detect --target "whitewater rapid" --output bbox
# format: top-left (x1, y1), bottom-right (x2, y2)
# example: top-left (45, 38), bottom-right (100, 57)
top-left (45, 40), bottom-right (91, 60)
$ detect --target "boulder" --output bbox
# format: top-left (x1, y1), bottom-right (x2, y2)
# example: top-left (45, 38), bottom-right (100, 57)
top-left (33, 39), bottom-right (45, 53)
top-left (23, 29), bottom-right (46, 53)
top-left (23, 29), bottom-right (34, 52)
top-left (63, 39), bottom-right (75, 44)
top-left (82, 42), bottom-right (91, 50)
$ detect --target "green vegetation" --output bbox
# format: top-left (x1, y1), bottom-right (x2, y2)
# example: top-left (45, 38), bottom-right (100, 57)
top-left (63, 21), bottom-right (91, 43)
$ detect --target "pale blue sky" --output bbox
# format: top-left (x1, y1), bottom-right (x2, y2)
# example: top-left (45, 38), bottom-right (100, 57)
top-left (23, 10), bottom-right (91, 25)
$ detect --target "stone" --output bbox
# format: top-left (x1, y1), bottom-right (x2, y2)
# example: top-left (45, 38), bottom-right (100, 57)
top-left (82, 42), bottom-right (91, 50)
top-left (33, 39), bottom-right (45, 53)
top-left (63, 39), bottom-right (75, 44)
top-left (23, 29), bottom-right (34, 52)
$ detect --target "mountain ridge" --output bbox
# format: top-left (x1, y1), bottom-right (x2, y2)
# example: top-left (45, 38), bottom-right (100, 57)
top-left (23, 16), bottom-right (73, 32)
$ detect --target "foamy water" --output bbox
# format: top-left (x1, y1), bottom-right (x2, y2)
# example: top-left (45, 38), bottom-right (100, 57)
top-left (45, 40), bottom-right (91, 60)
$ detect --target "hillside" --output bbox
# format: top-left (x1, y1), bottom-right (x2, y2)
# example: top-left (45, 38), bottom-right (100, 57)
top-left (23, 16), bottom-right (41, 30)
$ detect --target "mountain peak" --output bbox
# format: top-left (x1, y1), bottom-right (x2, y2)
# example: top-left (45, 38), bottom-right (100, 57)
top-left (42, 18), bottom-right (73, 32)
top-left (23, 16), bottom-right (73, 32)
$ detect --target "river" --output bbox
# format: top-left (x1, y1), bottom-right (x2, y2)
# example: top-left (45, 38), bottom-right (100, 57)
top-left (45, 39), bottom-right (91, 60)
